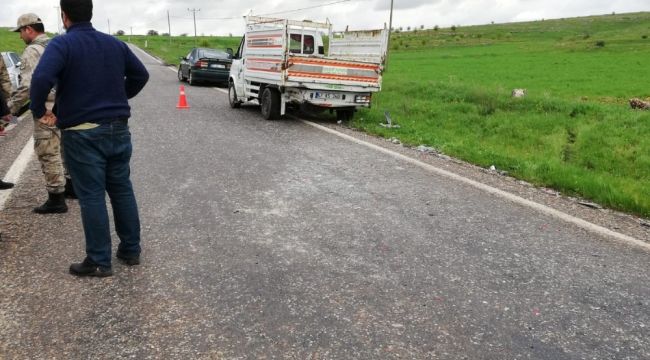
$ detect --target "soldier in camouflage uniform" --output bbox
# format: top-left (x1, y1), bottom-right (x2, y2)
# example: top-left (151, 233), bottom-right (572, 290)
top-left (0, 56), bottom-right (12, 102)
top-left (0, 57), bottom-right (11, 132)
top-left (9, 13), bottom-right (68, 213)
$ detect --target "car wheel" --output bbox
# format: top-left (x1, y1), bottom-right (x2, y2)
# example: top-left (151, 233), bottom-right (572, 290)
top-left (177, 67), bottom-right (185, 82)
top-left (188, 71), bottom-right (195, 86)
top-left (229, 81), bottom-right (241, 109)
top-left (260, 87), bottom-right (280, 120)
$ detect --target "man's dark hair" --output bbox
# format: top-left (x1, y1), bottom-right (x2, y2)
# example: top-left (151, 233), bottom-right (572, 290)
top-left (60, 0), bottom-right (93, 23)
top-left (30, 23), bottom-right (45, 33)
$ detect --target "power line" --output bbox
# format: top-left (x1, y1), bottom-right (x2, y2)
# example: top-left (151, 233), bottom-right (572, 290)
top-left (257, 0), bottom-right (352, 17)
top-left (170, 0), bottom-right (354, 21)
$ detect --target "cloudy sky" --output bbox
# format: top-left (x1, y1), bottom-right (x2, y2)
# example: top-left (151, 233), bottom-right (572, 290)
top-left (1, 0), bottom-right (647, 36)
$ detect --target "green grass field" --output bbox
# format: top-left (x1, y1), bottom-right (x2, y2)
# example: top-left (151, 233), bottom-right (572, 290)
top-left (1, 12), bottom-right (649, 217)
top-left (359, 12), bottom-right (650, 217)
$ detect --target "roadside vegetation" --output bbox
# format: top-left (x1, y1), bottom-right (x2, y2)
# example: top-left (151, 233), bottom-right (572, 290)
top-left (117, 35), bottom-right (240, 65)
top-left (1, 11), bottom-right (648, 217)
top-left (361, 12), bottom-right (650, 217)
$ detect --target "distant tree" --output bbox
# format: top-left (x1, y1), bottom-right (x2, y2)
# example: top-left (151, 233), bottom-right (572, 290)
top-left (407, 26), bottom-right (411, 31)
top-left (398, 26), bottom-right (403, 31)
top-left (115, 29), bottom-right (125, 36)
top-left (451, 25), bottom-right (457, 32)
top-left (147, 29), bottom-right (158, 36)
top-left (180, 33), bottom-right (188, 37)
top-left (434, 25), bottom-right (439, 31)
top-left (420, 25), bottom-right (424, 30)
top-left (229, 33), bottom-right (233, 37)
top-left (491, 21), bottom-right (494, 24)
top-left (162, 33), bottom-right (169, 37)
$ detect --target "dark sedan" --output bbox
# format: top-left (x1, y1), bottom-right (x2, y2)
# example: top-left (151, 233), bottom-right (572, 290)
top-left (178, 47), bottom-right (232, 86)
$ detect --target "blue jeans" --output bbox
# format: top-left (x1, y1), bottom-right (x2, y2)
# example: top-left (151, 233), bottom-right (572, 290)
top-left (62, 120), bottom-right (141, 267)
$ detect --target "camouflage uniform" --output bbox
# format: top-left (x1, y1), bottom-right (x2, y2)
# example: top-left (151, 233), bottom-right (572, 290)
top-left (9, 34), bottom-right (65, 194)
top-left (0, 57), bottom-right (11, 130)
top-left (0, 56), bottom-right (11, 101)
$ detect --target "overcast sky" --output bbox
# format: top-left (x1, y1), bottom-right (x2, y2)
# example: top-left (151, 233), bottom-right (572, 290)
top-left (1, 0), bottom-right (647, 36)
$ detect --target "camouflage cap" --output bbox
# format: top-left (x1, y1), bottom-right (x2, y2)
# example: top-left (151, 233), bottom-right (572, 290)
top-left (11, 13), bottom-right (43, 32)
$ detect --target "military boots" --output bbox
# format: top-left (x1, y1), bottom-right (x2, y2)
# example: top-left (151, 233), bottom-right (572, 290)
top-left (33, 192), bottom-right (68, 214)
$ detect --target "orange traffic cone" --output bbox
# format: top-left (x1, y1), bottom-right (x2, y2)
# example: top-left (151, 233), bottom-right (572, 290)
top-left (176, 85), bottom-right (190, 109)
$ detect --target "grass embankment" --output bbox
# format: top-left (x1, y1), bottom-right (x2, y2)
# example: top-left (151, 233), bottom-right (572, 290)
top-left (117, 35), bottom-right (240, 65)
top-left (0, 28), bottom-right (29, 53)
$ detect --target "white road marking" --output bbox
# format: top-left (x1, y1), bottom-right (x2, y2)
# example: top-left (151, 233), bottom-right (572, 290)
top-left (0, 137), bottom-right (34, 211)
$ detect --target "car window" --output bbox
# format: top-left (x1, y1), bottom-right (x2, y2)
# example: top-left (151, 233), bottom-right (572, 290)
top-left (187, 51), bottom-right (193, 60)
top-left (303, 35), bottom-right (314, 54)
top-left (289, 34), bottom-right (302, 54)
top-left (198, 49), bottom-right (230, 59)
top-left (9, 52), bottom-right (20, 64)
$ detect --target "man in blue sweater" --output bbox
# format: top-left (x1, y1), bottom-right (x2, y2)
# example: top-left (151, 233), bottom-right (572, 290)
top-left (30, 0), bottom-right (149, 277)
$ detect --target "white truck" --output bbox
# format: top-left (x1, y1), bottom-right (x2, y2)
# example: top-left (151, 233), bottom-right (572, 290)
top-left (228, 16), bottom-right (389, 120)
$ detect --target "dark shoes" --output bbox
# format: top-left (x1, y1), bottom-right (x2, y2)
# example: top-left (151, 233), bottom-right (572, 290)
top-left (116, 251), bottom-right (140, 266)
top-left (69, 258), bottom-right (113, 277)
top-left (64, 180), bottom-right (77, 199)
top-left (0, 180), bottom-right (14, 190)
top-left (33, 192), bottom-right (68, 214)
top-left (69, 253), bottom-right (140, 277)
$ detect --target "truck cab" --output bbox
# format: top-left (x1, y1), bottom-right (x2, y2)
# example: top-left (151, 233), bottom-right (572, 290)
top-left (229, 16), bottom-right (388, 121)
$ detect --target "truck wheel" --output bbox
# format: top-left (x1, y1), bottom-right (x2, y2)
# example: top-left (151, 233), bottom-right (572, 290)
top-left (260, 87), bottom-right (281, 120)
top-left (228, 81), bottom-right (241, 108)
top-left (336, 109), bottom-right (354, 122)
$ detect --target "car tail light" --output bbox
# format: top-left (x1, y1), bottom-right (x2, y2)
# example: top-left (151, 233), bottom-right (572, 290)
top-left (197, 61), bottom-right (208, 68)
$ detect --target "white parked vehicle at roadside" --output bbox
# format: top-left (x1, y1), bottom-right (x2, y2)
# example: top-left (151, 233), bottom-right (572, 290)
top-left (1, 51), bottom-right (21, 91)
top-left (228, 16), bottom-right (388, 121)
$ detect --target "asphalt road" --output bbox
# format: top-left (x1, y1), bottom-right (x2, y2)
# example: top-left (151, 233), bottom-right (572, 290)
top-left (0, 46), bottom-right (648, 359)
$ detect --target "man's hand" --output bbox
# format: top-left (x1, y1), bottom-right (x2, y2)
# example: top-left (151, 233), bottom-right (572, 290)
top-left (38, 110), bottom-right (57, 127)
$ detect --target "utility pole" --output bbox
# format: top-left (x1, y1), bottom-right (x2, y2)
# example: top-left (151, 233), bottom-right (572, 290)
top-left (107, 19), bottom-right (111, 35)
top-left (54, 6), bottom-right (61, 34)
top-left (167, 10), bottom-right (172, 44)
top-left (188, 8), bottom-right (200, 45)
top-left (386, 0), bottom-right (394, 70)
top-left (129, 26), bottom-right (132, 42)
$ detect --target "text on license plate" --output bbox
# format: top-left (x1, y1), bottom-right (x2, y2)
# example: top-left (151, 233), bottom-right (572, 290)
top-left (314, 92), bottom-right (341, 100)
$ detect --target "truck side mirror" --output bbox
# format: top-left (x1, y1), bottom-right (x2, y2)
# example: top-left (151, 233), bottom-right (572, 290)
top-left (318, 46), bottom-right (324, 55)
top-left (226, 48), bottom-right (234, 58)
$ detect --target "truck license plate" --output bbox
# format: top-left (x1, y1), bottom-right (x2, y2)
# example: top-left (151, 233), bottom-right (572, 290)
top-left (314, 92), bottom-right (341, 100)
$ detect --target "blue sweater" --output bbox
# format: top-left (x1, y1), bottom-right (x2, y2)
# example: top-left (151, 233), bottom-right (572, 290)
top-left (30, 22), bottom-right (149, 128)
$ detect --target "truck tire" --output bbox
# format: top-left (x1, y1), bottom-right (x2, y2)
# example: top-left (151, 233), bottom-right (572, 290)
top-left (228, 81), bottom-right (241, 108)
top-left (260, 87), bottom-right (281, 120)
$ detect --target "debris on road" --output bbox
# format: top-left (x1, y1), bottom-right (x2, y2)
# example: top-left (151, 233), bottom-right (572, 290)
top-left (578, 201), bottom-right (604, 210)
